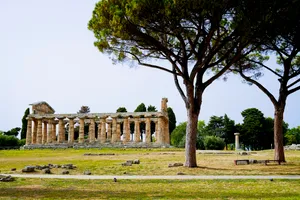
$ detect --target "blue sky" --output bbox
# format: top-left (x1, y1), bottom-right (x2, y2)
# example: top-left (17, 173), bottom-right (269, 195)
top-left (0, 0), bottom-right (299, 132)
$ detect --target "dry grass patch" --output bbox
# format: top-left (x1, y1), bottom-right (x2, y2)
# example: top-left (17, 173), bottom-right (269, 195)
top-left (0, 148), bottom-right (300, 175)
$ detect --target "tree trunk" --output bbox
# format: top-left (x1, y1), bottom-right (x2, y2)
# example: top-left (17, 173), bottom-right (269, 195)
top-left (185, 106), bottom-right (200, 167)
top-left (274, 106), bottom-right (286, 162)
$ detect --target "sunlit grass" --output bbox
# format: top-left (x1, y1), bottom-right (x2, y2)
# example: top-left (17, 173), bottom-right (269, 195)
top-left (0, 148), bottom-right (300, 175)
top-left (0, 178), bottom-right (300, 199)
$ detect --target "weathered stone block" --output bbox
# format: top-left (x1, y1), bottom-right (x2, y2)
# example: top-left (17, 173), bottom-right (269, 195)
top-left (42, 168), bottom-right (51, 174)
top-left (168, 163), bottom-right (184, 167)
top-left (62, 170), bottom-right (69, 174)
top-left (0, 175), bottom-right (14, 182)
top-left (84, 170), bottom-right (91, 175)
top-left (133, 159), bottom-right (140, 164)
top-left (22, 166), bottom-right (35, 172)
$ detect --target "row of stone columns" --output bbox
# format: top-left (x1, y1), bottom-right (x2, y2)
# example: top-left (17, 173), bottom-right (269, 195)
top-left (26, 116), bottom-right (169, 145)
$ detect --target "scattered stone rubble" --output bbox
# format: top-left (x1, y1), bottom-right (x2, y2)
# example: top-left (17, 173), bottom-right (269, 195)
top-left (285, 144), bottom-right (300, 150)
top-left (0, 175), bottom-right (14, 182)
top-left (83, 153), bottom-right (115, 156)
top-left (21, 163), bottom-right (76, 174)
top-left (168, 163), bottom-right (184, 167)
top-left (83, 170), bottom-right (92, 175)
top-left (122, 159), bottom-right (140, 166)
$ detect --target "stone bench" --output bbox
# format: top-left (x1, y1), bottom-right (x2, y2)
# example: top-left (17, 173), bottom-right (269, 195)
top-left (234, 159), bottom-right (249, 165)
top-left (261, 160), bottom-right (281, 165)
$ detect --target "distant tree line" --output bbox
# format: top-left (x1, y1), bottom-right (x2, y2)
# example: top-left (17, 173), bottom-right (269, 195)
top-left (171, 107), bottom-right (297, 150)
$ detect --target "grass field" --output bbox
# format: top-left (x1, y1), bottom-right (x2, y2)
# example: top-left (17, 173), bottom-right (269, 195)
top-left (1, 148), bottom-right (300, 199)
top-left (1, 148), bottom-right (300, 176)
top-left (1, 178), bottom-right (300, 199)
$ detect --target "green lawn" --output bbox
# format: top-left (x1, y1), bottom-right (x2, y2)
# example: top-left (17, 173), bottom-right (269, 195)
top-left (1, 148), bottom-right (300, 175)
top-left (1, 149), bottom-right (300, 199)
top-left (0, 178), bottom-right (300, 199)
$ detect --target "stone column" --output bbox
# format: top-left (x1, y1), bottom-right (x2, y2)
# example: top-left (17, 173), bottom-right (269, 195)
top-left (145, 117), bottom-right (151, 143)
top-left (134, 117), bottom-right (140, 142)
top-left (68, 118), bottom-right (75, 144)
top-left (32, 119), bottom-right (37, 144)
top-left (42, 121), bottom-right (48, 144)
top-left (111, 118), bottom-right (117, 143)
top-left (156, 117), bottom-right (162, 144)
top-left (164, 117), bottom-right (170, 144)
top-left (234, 133), bottom-right (240, 150)
top-left (47, 120), bottom-right (53, 143)
top-left (100, 118), bottom-right (106, 143)
top-left (161, 98), bottom-right (168, 113)
top-left (57, 118), bottom-right (65, 143)
top-left (123, 118), bottom-right (130, 143)
top-left (107, 119), bottom-right (112, 142)
top-left (52, 121), bottom-right (57, 143)
top-left (89, 118), bottom-right (95, 143)
top-left (79, 118), bottom-right (85, 143)
top-left (25, 118), bottom-right (32, 145)
top-left (154, 121), bottom-right (158, 142)
top-left (36, 119), bottom-right (43, 144)
top-left (97, 121), bottom-right (101, 141)
top-left (117, 123), bottom-right (121, 142)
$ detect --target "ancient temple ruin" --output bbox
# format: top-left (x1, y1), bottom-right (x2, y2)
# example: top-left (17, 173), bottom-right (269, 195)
top-left (25, 98), bottom-right (170, 148)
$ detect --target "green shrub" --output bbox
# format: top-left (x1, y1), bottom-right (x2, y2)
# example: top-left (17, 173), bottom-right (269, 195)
top-left (0, 135), bottom-right (19, 146)
top-left (171, 121), bottom-right (206, 149)
top-left (203, 136), bottom-right (225, 150)
top-left (18, 139), bottom-right (26, 146)
top-left (171, 122), bottom-right (187, 147)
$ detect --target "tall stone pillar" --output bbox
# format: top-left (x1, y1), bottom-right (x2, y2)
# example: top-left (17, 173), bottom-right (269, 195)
top-left (52, 121), bottom-right (57, 143)
top-left (25, 118), bottom-right (32, 145)
top-left (111, 118), bottom-right (117, 143)
top-left (68, 118), bottom-right (75, 144)
top-left (32, 119), bottom-right (37, 144)
top-left (234, 133), bottom-right (240, 150)
top-left (57, 118), bottom-right (65, 143)
top-left (89, 118), bottom-right (95, 143)
top-left (79, 118), bottom-right (85, 143)
top-left (97, 121), bottom-right (101, 141)
top-left (157, 117), bottom-right (162, 144)
top-left (100, 118), bottom-right (106, 143)
top-left (134, 117), bottom-right (140, 142)
top-left (161, 98), bottom-right (168, 112)
top-left (123, 118), bottom-right (130, 143)
top-left (145, 117), bottom-right (151, 143)
top-left (116, 122), bottom-right (121, 142)
top-left (47, 120), bottom-right (53, 143)
top-left (107, 119), bottom-right (112, 142)
top-left (164, 118), bottom-right (170, 144)
top-left (154, 121), bottom-right (158, 142)
top-left (36, 119), bottom-right (43, 144)
top-left (42, 121), bottom-right (48, 144)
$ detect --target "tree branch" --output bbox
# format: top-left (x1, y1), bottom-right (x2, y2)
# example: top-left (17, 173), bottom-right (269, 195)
top-left (172, 66), bottom-right (187, 105)
top-left (247, 59), bottom-right (283, 78)
top-left (124, 50), bottom-right (182, 76)
top-left (238, 66), bottom-right (278, 106)
top-left (287, 78), bottom-right (300, 89)
top-left (288, 85), bottom-right (300, 95)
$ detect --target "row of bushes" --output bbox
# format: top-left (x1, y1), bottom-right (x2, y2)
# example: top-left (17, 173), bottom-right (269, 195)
top-left (0, 134), bottom-right (25, 147)
top-left (175, 134), bottom-right (226, 150)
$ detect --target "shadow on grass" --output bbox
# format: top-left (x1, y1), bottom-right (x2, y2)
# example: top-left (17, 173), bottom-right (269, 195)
top-left (0, 188), bottom-right (299, 199)
top-left (196, 166), bottom-right (232, 171)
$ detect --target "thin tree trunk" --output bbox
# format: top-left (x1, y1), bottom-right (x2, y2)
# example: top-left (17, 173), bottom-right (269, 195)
top-left (274, 105), bottom-right (286, 162)
top-left (185, 106), bottom-right (200, 167)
